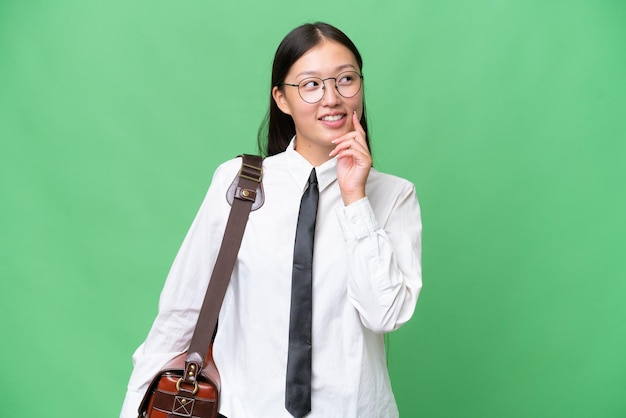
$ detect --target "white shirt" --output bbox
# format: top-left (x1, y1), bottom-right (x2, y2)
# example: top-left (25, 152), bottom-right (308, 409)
top-left (121, 140), bottom-right (422, 418)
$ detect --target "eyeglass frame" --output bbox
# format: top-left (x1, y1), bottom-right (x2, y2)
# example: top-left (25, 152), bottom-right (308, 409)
top-left (280, 71), bottom-right (364, 104)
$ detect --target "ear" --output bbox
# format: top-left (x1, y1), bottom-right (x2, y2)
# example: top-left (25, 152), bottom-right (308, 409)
top-left (272, 86), bottom-right (292, 116)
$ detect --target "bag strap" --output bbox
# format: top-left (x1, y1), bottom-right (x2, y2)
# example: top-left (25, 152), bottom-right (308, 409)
top-left (182, 154), bottom-right (264, 386)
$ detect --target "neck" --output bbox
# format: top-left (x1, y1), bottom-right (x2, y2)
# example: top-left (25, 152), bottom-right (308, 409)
top-left (294, 137), bottom-right (333, 167)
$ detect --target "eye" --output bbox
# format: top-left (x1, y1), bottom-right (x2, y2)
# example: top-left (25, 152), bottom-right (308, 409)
top-left (299, 78), bottom-right (321, 91)
top-left (337, 73), bottom-right (355, 86)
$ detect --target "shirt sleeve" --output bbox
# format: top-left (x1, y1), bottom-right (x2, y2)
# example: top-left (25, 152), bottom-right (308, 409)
top-left (120, 162), bottom-right (235, 418)
top-left (334, 183), bottom-right (422, 333)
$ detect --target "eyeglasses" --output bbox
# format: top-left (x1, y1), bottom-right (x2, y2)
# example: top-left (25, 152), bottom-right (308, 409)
top-left (281, 71), bottom-right (364, 104)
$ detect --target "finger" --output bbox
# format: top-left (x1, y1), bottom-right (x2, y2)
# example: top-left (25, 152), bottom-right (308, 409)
top-left (351, 110), bottom-right (366, 137)
top-left (332, 134), bottom-right (363, 148)
top-left (329, 112), bottom-right (368, 157)
top-left (335, 145), bottom-right (372, 166)
top-left (332, 129), bottom-right (366, 148)
top-left (330, 135), bottom-right (363, 155)
top-left (332, 112), bottom-right (365, 144)
top-left (330, 135), bottom-right (369, 158)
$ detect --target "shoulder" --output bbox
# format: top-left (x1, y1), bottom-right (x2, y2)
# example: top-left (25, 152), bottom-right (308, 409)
top-left (211, 155), bottom-right (265, 184)
top-left (210, 153), bottom-right (287, 191)
top-left (366, 168), bottom-right (416, 197)
top-left (213, 156), bottom-right (244, 178)
top-left (261, 150), bottom-right (288, 169)
top-left (216, 152), bottom-right (287, 172)
top-left (203, 157), bottom-right (246, 201)
top-left (365, 169), bottom-right (421, 224)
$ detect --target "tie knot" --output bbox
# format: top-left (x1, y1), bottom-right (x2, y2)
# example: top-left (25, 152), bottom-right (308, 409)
top-left (308, 169), bottom-right (317, 186)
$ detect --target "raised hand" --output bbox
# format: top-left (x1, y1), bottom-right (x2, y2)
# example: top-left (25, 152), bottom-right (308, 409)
top-left (329, 111), bottom-right (372, 205)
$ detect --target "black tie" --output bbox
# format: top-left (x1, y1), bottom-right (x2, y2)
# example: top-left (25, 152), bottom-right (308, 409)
top-left (285, 168), bottom-right (318, 418)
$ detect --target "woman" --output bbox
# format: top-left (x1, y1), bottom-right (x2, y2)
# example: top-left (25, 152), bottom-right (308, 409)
top-left (121, 22), bottom-right (422, 418)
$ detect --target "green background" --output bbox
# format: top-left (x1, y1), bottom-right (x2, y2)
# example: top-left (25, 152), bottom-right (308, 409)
top-left (1, 1), bottom-right (624, 417)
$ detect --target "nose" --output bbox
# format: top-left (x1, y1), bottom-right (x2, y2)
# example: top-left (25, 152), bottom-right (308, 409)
top-left (320, 78), bottom-right (341, 106)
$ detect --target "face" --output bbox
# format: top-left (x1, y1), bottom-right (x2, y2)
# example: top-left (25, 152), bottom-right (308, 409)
top-left (272, 40), bottom-right (363, 162)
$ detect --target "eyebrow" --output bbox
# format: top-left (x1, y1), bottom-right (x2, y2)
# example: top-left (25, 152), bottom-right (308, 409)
top-left (295, 64), bottom-right (358, 79)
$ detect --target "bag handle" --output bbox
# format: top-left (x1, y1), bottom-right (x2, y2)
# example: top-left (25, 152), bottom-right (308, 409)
top-left (182, 154), bottom-right (264, 386)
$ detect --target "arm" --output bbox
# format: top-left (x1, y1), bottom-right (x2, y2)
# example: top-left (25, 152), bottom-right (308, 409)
top-left (330, 111), bottom-right (422, 333)
top-left (120, 162), bottom-right (234, 418)
top-left (336, 185), bottom-right (422, 333)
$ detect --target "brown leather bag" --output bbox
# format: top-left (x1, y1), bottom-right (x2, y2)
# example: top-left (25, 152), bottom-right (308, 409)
top-left (138, 155), bottom-right (264, 418)
top-left (139, 349), bottom-right (220, 418)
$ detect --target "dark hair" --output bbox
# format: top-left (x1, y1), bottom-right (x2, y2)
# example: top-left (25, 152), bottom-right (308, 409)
top-left (257, 22), bottom-right (370, 157)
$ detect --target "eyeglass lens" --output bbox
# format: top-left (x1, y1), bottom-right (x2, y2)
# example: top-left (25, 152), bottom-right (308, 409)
top-left (298, 71), bottom-right (362, 103)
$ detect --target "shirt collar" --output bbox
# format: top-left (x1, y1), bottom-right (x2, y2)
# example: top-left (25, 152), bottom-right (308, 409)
top-left (285, 137), bottom-right (337, 193)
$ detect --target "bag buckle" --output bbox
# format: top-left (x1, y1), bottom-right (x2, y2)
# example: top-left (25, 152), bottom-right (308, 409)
top-left (239, 162), bottom-right (263, 183)
top-left (176, 377), bottom-right (199, 395)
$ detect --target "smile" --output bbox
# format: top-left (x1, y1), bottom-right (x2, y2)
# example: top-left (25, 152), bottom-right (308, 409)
top-left (320, 114), bottom-right (345, 122)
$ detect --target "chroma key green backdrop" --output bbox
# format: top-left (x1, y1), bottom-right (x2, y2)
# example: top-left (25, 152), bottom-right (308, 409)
top-left (1, 1), bottom-right (624, 417)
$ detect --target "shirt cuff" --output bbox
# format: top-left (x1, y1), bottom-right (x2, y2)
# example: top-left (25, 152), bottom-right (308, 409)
top-left (335, 197), bottom-right (380, 240)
